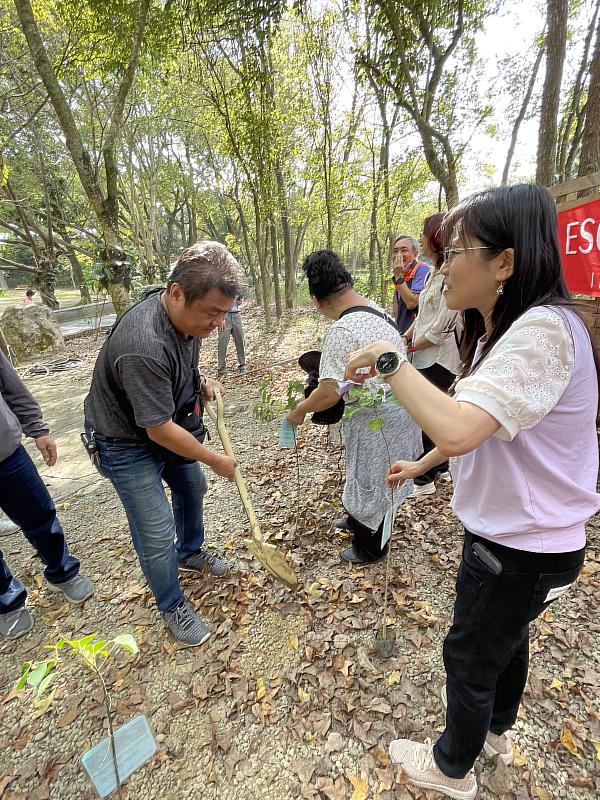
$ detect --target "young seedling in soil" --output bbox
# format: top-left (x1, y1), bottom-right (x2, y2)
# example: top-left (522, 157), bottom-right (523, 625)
top-left (16, 633), bottom-right (139, 797)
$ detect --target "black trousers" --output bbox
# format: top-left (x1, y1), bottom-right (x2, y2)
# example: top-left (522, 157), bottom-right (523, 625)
top-left (434, 530), bottom-right (585, 778)
top-left (346, 514), bottom-right (387, 559)
top-left (413, 362), bottom-right (455, 486)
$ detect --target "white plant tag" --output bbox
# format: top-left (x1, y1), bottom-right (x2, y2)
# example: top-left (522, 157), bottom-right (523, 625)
top-left (381, 506), bottom-right (394, 547)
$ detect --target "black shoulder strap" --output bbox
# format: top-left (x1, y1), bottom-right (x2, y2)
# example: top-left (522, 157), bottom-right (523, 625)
top-left (339, 305), bottom-right (402, 334)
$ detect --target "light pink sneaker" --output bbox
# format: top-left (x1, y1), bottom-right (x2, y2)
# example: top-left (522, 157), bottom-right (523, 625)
top-left (388, 737), bottom-right (477, 800)
top-left (441, 684), bottom-right (515, 765)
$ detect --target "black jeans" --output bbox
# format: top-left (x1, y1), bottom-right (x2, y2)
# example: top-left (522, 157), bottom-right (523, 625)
top-left (414, 362), bottom-right (455, 486)
top-left (434, 530), bottom-right (585, 778)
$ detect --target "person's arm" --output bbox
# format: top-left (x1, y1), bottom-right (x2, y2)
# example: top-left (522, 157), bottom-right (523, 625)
top-left (387, 448), bottom-right (447, 486)
top-left (147, 420), bottom-right (236, 480)
top-left (0, 352), bottom-right (49, 439)
top-left (345, 343), bottom-right (499, 457)
top-left (410, 335), bottom-right (435, 352)
top-left (395, 279), bottom-right (419, 310)
top-left (287, 380), bottom-right (340, 425)
top-left (345, 310), bottom-right (575, 458)
top-left (403, 320), bottom-right (416, 341)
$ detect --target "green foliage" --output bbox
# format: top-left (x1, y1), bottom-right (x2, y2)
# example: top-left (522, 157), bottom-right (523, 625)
top-left (253, 376), bottom-right (304, 420)
top-left (16, 632), bottom-right (139, 695)
top-left (253, 374), bottom-right (277, 421)
top-left (284, 379), bottom-right (304, 411)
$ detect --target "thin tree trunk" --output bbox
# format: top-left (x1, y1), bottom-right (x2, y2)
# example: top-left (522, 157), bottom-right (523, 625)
top-left (536, 0), bottom-right (568, 185)
top-left (270, 217), bottom-right (282, 318)
top-left (502, 40), bottom-right (545, 185)
top-left (578, 11), bottom-right (600, 186)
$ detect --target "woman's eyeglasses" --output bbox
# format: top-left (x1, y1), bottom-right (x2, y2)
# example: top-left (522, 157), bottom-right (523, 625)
top-left (443, 246), bottom-right (492, 263)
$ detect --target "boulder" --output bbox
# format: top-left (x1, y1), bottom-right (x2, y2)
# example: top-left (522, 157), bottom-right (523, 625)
top-left (0, 304), bottom-right (65, 360)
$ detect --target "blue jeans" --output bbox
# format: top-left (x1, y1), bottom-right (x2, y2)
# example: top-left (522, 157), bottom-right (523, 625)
top-left (0, 445), bottom-right (80, 613)
top-left (94, 434), bottom-right (207, 612)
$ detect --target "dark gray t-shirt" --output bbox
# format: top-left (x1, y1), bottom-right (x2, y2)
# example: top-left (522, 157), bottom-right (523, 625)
top-left (84, 292), bottom-right (200, 439)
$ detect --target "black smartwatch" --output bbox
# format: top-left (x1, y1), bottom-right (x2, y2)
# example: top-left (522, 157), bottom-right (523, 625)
top-left (375, 351), bottom-right (405, 378)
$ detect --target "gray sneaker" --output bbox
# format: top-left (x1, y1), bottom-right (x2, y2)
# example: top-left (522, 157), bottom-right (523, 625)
top-left (238, 365), bottom-right (247, 374)
top-left (0, 519), bottom-right (20, 537)
top-left (178, 549), bottom-right (228, 577)
top-left (0, 606), bottom-right (34, 639)
top-left (46, 573), bottom-right (94, 604)
top-left (161, 601), bottom-right (211, 647)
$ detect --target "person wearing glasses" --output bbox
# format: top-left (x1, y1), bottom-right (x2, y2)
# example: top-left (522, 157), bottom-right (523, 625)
top-left (402, 213), bottom-right (463, 498)
top-left (344, 184), bottom-right (599, 800)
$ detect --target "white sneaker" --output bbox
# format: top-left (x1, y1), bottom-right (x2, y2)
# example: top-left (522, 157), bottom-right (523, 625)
top-left (388, 737), bottom-right (477, 800)
top-left (441, 684), bottom-right (515, 765)
top-left (439, 471), bottom-right (452, 482)
top-left (409, 481), bottom-right (436, 498)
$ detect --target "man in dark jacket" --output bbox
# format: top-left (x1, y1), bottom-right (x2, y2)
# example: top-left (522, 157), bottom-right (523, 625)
top-left (0, 353), bottom-right (93, 639)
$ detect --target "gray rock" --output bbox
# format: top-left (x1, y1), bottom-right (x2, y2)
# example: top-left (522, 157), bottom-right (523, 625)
top-left (0, 303), bottom-right (64, 360)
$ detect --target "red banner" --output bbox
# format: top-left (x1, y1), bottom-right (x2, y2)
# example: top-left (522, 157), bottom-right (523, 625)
top-left (557, 197), bottom-right (600, 297)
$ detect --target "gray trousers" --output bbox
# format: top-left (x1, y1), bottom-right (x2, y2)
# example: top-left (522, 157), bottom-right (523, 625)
top-left (217, 312), bottom-right (246, 374)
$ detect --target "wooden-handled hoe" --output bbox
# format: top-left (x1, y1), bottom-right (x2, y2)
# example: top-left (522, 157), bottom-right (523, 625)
top-left (205, 392), bottom-right (298, 590)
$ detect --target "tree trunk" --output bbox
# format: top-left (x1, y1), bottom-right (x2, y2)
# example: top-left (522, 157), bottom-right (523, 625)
top-left (275, 167), bottom-right (295, 308)
top-left (503, 41), bottom-right (545, 185)
top-left (34, 249), bottom-right (59, 309)
top-left (270, 218), bottom-right (282, 318)
top-left (536, 0), bottom-right (568, 185)
top-left (578, 12), bottom-right (600, 183)
top-left (14, 0), bottom-right (151, 314)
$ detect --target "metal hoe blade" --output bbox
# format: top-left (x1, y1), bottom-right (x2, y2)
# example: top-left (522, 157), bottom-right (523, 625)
top-left (205, 393), bottom-right (298, 589)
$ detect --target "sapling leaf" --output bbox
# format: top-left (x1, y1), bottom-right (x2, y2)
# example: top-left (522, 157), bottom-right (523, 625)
top-left (113, 634), bottom-right (138, 654)
top-left (16, 662), bottom-right (32, 690)
top-left (27, 660), bottom-right (54, 688)
top-left (37, 671), bottom-right (55, 697)
top-left (367, 417), bottom-right (385, 432)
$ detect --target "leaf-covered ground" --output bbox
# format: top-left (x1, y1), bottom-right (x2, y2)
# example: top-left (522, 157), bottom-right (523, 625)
top-left (0, 303), bottom-right (598, 800)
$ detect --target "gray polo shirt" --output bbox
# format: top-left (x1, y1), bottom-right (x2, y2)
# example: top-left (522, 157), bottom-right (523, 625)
top-left (0, 352), bottom-right (49, 462)
top-left (84, 292), bottom-right (200, 439)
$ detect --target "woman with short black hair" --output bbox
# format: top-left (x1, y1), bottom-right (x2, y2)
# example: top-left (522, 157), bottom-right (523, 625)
top-left (345, 184), bottom-right (600, 799)
top-left (287, 250), bottom-right (421, 564)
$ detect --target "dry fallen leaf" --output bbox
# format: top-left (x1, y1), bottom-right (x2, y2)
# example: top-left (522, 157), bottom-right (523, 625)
top-left (288, 633), bottom-right (299, 651)
top-left (590, 739), bottom-right (600, 761)
top-left (348, 771), bottom-right (368, 800)
top-left (256, 677), bottom-right (266, 701)
top-left (560, 726), bottom-right (583, 760)
top-left (533, 787), bottom-right (551, 800)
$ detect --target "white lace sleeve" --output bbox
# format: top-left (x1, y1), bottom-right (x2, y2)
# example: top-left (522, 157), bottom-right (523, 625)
top-left (454, 307), bottom-right (575, 441)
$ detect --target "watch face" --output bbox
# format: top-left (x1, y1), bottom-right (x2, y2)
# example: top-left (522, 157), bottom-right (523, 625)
top-left (377, 351), bottom-right (400, 374)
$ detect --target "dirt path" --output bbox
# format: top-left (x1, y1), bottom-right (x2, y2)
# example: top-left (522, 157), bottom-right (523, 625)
top-left (0, 304), bottom-right (598, 800)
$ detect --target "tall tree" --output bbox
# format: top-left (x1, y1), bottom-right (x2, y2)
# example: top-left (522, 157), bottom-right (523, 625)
top-left (578, 7), bottom-right (600, 180)
top-left (536, 0), bottom-right (568, 185)
top-left (13, 0), bottom-right (152, 313)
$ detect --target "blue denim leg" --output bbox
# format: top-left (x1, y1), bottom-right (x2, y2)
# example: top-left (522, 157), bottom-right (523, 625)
top-left (95, 437), bottom-right (183, 612)
top-left (0, 445), bottom-right (80, 613)
top-left (162, 461), bottom-right (207, 561)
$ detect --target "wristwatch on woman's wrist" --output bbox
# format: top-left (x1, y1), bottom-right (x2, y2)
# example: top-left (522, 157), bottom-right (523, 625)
top-left (375, 350), bottom-right (406, 378)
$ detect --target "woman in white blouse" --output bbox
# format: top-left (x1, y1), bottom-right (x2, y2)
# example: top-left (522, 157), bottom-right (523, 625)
top-left (345, 184), bottom-right (600, 800)
top-left (403, 213), bottom-right (462, 497)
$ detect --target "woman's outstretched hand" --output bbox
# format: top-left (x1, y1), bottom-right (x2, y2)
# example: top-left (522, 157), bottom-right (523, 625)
top-left (344, 341), bottom-right (396, 382)
top-left (387, 460), bottom-right (423, 487)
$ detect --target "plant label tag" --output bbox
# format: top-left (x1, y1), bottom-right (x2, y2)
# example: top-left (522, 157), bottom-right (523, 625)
top-left (81, 714), bottom-right (157, 798)
top-left (279, 418), bottom-right (297, 448)
top-left (381, 505), bottom-right (394, 547)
